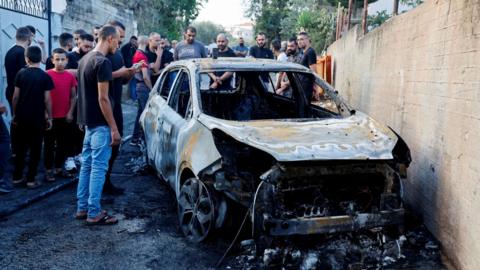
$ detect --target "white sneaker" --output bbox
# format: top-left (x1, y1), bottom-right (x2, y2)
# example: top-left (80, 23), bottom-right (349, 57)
top-left (65, 157), bottom-right (77, 171)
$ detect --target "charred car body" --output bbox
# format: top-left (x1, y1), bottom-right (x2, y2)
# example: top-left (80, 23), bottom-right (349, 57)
top-left (140, 58), bottom-right (411, 245)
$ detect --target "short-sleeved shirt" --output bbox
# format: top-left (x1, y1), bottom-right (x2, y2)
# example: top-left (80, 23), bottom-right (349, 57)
top-left (232, 45), bottom-right (249, 57)
top-left (66, 51), bottom-right (85, 69)
top-left (301, 47), bottom-right (317, 68)
top-left (277, 52), bottom-right (288, 62)
top-left (288, 50), bottom-right (304, 64)
top-left (249, 46), bottom-right (274, 59)
top-left (46, 69), bottom-right (77, 119)
top-left (145, 46), bottom-right (174, 85)
top-left (174, 40), bottom-right (207, 60)
top-left (76, 51), bottom-right (113, 127)
top-left (14, 67), bottom-right (54, 126)
top-left (132, 50), bottom-right (150, 82)
top-left (106, 51), bottom-right (125, 135)
top-left (218, 47), bottom-right (237, 58)
top-left (5, 45), bottom-right (27, 103)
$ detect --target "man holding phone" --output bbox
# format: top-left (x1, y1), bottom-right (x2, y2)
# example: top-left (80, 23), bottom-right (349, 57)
top-left (130, 36), bottom-right (153, 146)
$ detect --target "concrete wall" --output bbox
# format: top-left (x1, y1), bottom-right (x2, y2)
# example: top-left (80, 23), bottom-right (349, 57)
top-left (51, 0), bottom-right (137, 49)
top-left (327, 0), bottom-right (480, 269)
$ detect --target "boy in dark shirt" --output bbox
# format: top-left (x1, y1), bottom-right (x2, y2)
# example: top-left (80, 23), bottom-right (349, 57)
top-left (12, 46), bottom-right (54, 189)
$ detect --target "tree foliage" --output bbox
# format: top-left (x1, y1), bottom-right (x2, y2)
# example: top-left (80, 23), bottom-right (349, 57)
top-left (367, 10), bottom-right (391, 30)
top-left (247, 0), bottom-right (336, 54)
top-left (192, 21), bottom-right (226, 44)
top-left (105, 0), bottom-right (206, 39)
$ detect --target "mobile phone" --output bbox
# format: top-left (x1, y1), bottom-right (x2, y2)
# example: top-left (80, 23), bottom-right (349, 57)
top-left (133, 62), bottom-right (142, 69)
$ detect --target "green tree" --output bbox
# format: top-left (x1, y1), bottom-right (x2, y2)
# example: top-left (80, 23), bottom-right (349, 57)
top-left (105, 0), bottom-right (206, 40)
top-left (192, 21), bottom-right (226, 44)
top-left (245, 0), bottom-right (290, 42)
top-left (367, 10), bottom-right (391, 30)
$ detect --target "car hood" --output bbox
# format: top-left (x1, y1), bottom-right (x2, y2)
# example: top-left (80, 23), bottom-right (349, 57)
top-left (197, 112), bottom-right (398, 162)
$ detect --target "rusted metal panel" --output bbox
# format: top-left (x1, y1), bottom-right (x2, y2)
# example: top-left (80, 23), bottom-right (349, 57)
top-left (198, 112), bottom-right (398, 162)
top-left (266, 209), bottom-right (404, 236)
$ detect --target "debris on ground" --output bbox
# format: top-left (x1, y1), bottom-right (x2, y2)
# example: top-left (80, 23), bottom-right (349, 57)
top-left (224, 225), bottom-right (444, 269)
top-left (124, 154), bottom-right (149, 175)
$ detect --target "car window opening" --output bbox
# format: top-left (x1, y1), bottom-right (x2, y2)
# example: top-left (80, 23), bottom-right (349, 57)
top-left (200, 71), bottom-right (341, 121)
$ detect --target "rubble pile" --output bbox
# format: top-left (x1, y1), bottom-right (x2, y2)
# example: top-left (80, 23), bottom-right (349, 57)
top-left (226, 226), bottom-right (443, 269)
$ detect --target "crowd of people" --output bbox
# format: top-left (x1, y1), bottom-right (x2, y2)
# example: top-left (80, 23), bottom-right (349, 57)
top-left (0, 21), bottom-right (318, 225)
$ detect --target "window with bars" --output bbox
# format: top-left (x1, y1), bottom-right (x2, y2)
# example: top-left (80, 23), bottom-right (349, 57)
top-left (0, 0), bottom-right (49, 19)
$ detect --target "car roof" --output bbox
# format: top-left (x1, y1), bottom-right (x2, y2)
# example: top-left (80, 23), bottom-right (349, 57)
top-left (170, 57), bottom-right (312, 72)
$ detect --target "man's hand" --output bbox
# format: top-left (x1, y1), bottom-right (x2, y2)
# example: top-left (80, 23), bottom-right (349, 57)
top-left (66, 112), bottom-right (73, 123)
top-left (156, 47), bottom-right (163, 57)
top-left (46, 119), bottom-right (53, 130)
top-left (111, 129), bottom-right (121, 146)
top-left (0, 103), bottom-right (7, 115)
top-left (37, 38), bottom-right (45, 47)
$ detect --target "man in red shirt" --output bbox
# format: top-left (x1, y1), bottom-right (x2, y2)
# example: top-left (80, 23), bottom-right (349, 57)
top-left (131, 36), bottom-right (151, 146)
top-left (44, 48), bottom-right (77, 181)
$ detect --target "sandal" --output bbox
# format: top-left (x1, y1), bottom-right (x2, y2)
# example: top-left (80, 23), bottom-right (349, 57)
top-left (12, 177), bottom-right (26, 186)
top-left (86, 213), bottom-right (118, 226)
top-left (26, 181), bottom-right (42, 189)
top-left (75, 210), bottom-right (106, 220)
top-left (45, 170), bottom-right (55, 182)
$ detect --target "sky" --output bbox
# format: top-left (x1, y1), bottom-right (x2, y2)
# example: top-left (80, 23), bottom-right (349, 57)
top-left (195, 0), bottom-right (250, 27)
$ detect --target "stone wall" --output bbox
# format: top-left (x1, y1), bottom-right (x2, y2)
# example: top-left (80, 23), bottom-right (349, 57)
top-left (51, 0), bottom-right (137, 48)
top-left (327, 0), bottom-right (480, 269)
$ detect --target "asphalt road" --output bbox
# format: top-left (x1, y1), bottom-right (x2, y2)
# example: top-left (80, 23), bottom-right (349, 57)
top-left (0, 102), bottom-right (447, 270)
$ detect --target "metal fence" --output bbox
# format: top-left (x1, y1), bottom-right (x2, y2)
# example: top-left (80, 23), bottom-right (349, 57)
top-left (0, 0), bottom-right (49, 19)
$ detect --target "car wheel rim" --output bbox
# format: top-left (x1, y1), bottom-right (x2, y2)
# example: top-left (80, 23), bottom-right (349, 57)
top-left (178, 178), bottom-right (214, 242)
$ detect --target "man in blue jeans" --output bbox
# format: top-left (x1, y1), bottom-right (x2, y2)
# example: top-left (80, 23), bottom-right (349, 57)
top-left (0, 102), bottom-right (13, 194)
top-left (75, 25), bottom-right (121, 225)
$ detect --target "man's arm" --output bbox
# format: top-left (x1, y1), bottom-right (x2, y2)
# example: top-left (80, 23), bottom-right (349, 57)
top-left (97, 81), bottom-right (121, 146)
top-left (44, 91), bottom-right (53, 129)
top-left (66, 87), bottom-right (76, 123)
top-left (151, 48), bottom-right (163, 73)
top-left (12, 86), bottom-right (20, 118)
top-left (142, 67), bottom-right (153, 90)
top-left (38, 39), bottom-right (48, 64)
top-left (113, 66), bottom-right (135, 80)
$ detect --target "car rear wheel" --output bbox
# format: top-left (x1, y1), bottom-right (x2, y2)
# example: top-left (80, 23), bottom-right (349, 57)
top-left (178, 178), bottom-right (215, 242)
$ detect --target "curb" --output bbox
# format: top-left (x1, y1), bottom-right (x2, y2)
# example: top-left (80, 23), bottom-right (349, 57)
top-left (0, 178), bottom-right (78, 219)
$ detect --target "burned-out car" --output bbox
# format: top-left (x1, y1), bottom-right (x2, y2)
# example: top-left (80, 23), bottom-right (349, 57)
top-left (140, 58), bottom-right (411, 245)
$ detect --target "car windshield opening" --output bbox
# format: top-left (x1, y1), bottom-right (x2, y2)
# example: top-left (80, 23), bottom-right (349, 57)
top-left (199, 71), bottom-right (342, 121)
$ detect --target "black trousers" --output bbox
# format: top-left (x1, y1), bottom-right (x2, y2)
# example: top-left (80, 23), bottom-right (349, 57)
top-left (44, 118), bottom-right (70, 170)
top-left (13, 122), bottom-right (45, 182)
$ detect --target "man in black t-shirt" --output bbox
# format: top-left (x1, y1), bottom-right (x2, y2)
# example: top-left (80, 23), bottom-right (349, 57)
top-left (210, 34), bottom-right (236, 90)
top-left (75, 26), bottom-right (120, 225)
top-left (104, 20), bottom-right (137, 196)
top-left (4, 27), bottom-right (32, 109)
top-left (297, 32), bottom-right (317, 102)
top-left (249, 32), bottom-right (274, 59)
top-left (145, 32), bottom-right (173, 86)
top-left (46, 32), bottom-right (74, 70)
top-left (12, 46), bottom-right (54, 189)
top-left (249, 32), bottom-right (273, 84)
top-left (68, 33), bottom-right (94, 70)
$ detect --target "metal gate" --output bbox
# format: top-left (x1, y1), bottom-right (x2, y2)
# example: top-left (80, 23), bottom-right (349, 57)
top-left (0, 0), bottom-right (50, 119)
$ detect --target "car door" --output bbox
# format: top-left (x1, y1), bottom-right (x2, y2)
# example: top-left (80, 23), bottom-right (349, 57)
top-left (160, 69), bottom-right (192, 184)
top-left (144, 68), bottom-right (180, 179)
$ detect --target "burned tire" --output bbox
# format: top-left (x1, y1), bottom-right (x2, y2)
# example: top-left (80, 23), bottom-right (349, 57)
top-left (177, 178), bottom-right (215, 242)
